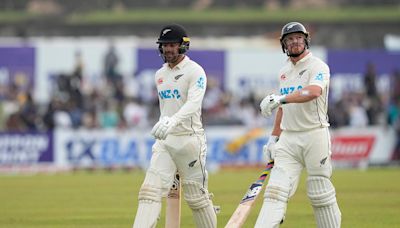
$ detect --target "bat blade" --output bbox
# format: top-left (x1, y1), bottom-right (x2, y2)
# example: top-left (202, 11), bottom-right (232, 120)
top-left (225, 161), bottom-right (274, 228)
top-left (166, 172), bottom-right (181, 228)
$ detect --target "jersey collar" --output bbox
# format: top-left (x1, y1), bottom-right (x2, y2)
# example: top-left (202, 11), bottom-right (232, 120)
top-left (298, 52), bottom-right (312, 63)
top-left (287, 51), bottom-right (313, 66)
top-left (175, 55), bottom-right (190, 69)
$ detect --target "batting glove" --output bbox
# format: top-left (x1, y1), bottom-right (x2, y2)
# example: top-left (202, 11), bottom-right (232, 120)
top-left (263, 135), bottom-right (279, 162)
top-left (151, 116), bottom-right (178, 140)
top-left (260, 94), bottom-right (286, 117)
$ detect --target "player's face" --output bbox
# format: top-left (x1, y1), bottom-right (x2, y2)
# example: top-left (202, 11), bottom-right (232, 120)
top-left (161, 43), bottom-right (181, 63)
top-left (283, 33), bottom-right (306, 55)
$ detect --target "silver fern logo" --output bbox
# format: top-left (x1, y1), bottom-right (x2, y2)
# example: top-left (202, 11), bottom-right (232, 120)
top-left (299, 69), bottom-right (307, 77)
top-left (162, 29), bottom-right (172, 36)
top-left (174, 74), bottom-right (184, 81)
top-left (286, 23), bottom-right (296, 30)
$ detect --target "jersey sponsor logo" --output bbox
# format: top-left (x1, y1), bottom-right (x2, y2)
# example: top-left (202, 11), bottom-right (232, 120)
top-left (158, 89), bottom-right (181, 100)
top-left (174, 74), bottom-right (184, 81)
top-left (314, 73), bottom-right (323, 81)
top-left (196, 76), bottom-right (205, 89)
top-left (280, 85), bottom-right (303, 95)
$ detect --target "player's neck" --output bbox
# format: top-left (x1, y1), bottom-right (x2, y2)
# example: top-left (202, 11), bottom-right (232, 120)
top-left (168, 55), bottom-right (185, 68)
top-left (290, 50), bottom-right (309, 65)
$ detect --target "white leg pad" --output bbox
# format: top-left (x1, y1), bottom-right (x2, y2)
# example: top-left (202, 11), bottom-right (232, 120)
top-left (307, 176), bottom-right (341, 228)
top-left (255, 167), bottom-right (291, 228)
top-left (133, 169), bottom-right (163, 228)
top-left (183, 180), bottom-right (217, 228)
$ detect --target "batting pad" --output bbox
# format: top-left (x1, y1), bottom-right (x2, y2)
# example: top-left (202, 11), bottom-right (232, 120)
top-left (255, 166), bottom-right (290, 228)
top-left (133, 169), bottom-right (163, 228)
top-left (132, 199), bottom-right (161, 228)
top-left (183, 180), bottom-right (217, 228)
top-left (307, 176), bottom-right (341, 228)
top-left (138, 168), bottom-right (163, 202)
top-left (254, 167), bottom-right (290, 228)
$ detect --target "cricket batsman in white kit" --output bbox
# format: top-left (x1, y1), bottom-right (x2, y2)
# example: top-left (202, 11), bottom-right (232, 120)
top-left (133, 24), bottom-right (217, 228)
top-left (256, 22), bottom-right (341, 227)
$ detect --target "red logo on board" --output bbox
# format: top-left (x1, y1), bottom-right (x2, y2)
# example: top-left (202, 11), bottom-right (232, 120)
top-left (331, 136), bottom-right (375, 160)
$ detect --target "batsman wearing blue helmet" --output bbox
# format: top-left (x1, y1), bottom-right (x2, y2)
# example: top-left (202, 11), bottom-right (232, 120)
top-left (256, 22), bottom-right (342, 228)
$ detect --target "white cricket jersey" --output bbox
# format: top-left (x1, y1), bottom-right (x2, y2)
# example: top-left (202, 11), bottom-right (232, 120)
top-left (155, 56), bottom-right (207, 135)
top-left (279, 52), bottom-right (330, 131)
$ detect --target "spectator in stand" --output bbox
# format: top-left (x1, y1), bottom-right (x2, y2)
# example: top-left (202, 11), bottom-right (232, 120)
top-left (363, 62), bottom-right (382, 125)
top-left (81, 110), bottom-right (98, 129)
top-left (5, 111), bottom-right (26, 131)
top-left (19, 92), bottom-right (39, 130)
top-left (348, 93), bottom-right (369, 127)
top-left (203, 77), bottom-right (223, 113)
top-left (52, 106), bottom-right (72, 129)
top-left (104, 43), bottom-right (121, 86)
top-left (98, 99), bottom-right (119, 128)
top-left (123, 97), bottom-right (149, 129)
top-left (389, 69), bottom-right (400, 107)
top-left (328, 97), bottom-right (349, 128)
top-left (202, 77), bottom-right (226, 124)
top-left (388, 69), bottom-right (400, 160)
top-left (43, 98), bottom-right (57, 130)
top-left (232, 95), bottom-right (266, 128)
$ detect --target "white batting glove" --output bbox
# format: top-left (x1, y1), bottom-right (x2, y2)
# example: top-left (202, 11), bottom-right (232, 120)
top-left (263, 135), bottom-right (279, 162)
top-left (260, 94), bottom-right (286, 117)
top-left (151, 116), bottom-right (178, 140)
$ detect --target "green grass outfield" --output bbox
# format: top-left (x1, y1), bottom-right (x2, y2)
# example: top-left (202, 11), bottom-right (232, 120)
top-left (66, 7), bottom-right (400, 24)
top-left (1, 167), bottom-right (400, 227)
top-left (1, 7), bottom-right (399, 24)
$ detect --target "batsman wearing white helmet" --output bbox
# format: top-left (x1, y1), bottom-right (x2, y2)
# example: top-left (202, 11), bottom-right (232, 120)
top-left (256, 22), bottom-right (341, 228)
top-left (132, 24), bottom-right (217, 228)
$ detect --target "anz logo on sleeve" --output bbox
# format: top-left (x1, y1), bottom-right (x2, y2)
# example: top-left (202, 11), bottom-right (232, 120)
top-left (196, 76), bottom-right (205, 89)
top-left (280, 85), bottom-right (303, 95)
top-left (158, 89), bottom-right (181, 100)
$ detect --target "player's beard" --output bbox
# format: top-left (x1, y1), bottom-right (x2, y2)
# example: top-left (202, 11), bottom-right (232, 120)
top-left (287, 43), bottom-right (306, 57)
top-left (164, 51), bottom-right (181, 64)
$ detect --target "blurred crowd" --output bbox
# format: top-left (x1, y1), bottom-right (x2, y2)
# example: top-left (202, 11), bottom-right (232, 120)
top-left (0, 49), bottom-right (399, 158)
top-left (329, 63), bottom-right (400, 129)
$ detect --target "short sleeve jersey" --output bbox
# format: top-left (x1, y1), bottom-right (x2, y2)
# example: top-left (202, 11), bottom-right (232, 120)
top-left (155, 56), bottom-right (207, 135)
top-left (278, 52), bottom-right (330, 131)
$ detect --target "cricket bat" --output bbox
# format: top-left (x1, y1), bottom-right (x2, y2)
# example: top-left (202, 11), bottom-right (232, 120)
top-left (166, 172), bottom-right (181, 228)
top-left (225, 160), bottom-right (274, 228)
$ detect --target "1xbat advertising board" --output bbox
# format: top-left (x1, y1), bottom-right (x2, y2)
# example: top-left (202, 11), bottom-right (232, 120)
top-left (0, 126), bottom-right (396, 172)
top-left (49, 126), bottom-right (395, 170)
top-left (52, 127), bottom-right (267, 169)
